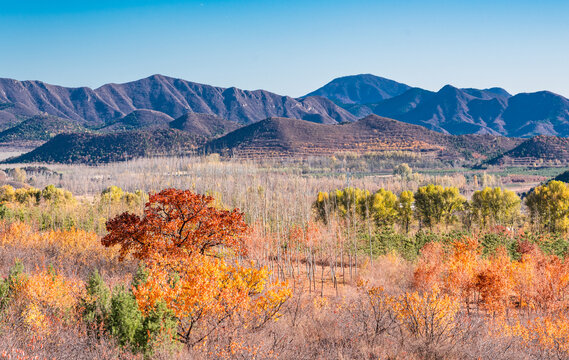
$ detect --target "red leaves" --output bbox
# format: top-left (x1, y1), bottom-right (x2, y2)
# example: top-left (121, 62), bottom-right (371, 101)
top-left (102, 188), bottom-right (248, 260)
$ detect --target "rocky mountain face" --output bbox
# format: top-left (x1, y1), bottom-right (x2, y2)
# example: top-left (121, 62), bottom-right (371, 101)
top-left (0, 75), bottom-right (356, 128)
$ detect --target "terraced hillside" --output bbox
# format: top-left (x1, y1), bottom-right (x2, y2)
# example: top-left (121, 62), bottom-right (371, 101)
top-left (487, 136), bottom-right (569, 166)
top-left (203, 115), bottom-right (521, 159)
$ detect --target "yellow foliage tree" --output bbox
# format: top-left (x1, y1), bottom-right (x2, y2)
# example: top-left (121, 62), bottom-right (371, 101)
top-left (103, 189), bottom-right (291, 347)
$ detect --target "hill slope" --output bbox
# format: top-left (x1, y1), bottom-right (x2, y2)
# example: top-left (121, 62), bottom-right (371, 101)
top-left (169, 113), bottom-right (241, 137)
top-left (487, 136), bottom-right (569, 165)
top-left (2, 74), bottom-right (569, 140)
top-left (500, 92), bottom-right (569, 137)
top-left (0, 115), bottom-right (88, 143)
top-left (99, 110), bottom-right (173, 132)
top-left (342, 85), bottom-right (569, 137)
top-left (203, 115), bottom-right (520, 159)
top-left (4, 129), bottom-right (200, 164)
top-left (309, 75), bottom-right (569, 137)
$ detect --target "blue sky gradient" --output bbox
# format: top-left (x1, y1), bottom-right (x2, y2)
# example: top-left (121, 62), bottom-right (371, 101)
top-left (1, 0), bottom-right (568, 97)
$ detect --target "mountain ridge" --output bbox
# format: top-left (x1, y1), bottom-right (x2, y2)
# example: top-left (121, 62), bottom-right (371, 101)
top-left (0, 74), bottom-right (356, 128)
top-left (1, 73), bottom-right (569, 145)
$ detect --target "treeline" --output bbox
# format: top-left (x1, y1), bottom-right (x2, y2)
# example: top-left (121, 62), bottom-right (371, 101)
top-left (0, 184), bottom-right (147, 233)
top-left (314, 180), bottom-right (569, 233)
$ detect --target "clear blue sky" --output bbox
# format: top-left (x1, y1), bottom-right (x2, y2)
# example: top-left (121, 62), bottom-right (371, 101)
top-left (1, 0), bottom-right (568, 97)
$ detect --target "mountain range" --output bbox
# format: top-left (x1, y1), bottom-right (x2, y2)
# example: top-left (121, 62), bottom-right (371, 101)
top-left (2, 74), bottom-right (569, 139)
top-left (307, 76), bottom-right (569, 137)
top-left (1, 73), bottom-right (569, 164)
top-left (0, 74), bottom-right (355, 132)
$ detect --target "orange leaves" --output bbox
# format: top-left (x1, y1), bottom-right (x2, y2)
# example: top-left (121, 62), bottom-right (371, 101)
top-left (133, 254), bottom-right (290, 346)
top-left (475, 248), bottom-right (514, 313)
top-left (104, 188), bottom-right (290, 347)
top-left (0, 221), bottom-right (118, 264)
top-left (413, 242), bottom-right (445, 291)
top-left (20, 268), bottom-right (85, 334)
top-left (445, 237), bottom-right (480, 301)
top-left (523, 314), bottom-right (569, 357)
top-left (413, 237), bottom-right (480, 303)
top-left (502, 314), bottom-right (569, 359)
top-left (413, 234), bottom-right (569, 319)
top-left (103, 188), bottom-right (248, 260)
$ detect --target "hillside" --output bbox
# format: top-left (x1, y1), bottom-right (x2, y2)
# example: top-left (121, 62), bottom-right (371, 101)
top-left (203, 114), bottom-right (520, 159)
top-left (0, 75), bottom-right (355, 127)
top-left (169, 113), bottom-right (241, 137)
top-left (0, 115), bottom-right (89, 143)
top-left (99, 110), bottom-right (173, 132)
top-left (4, 129), bottom-right (201, 164)
top-left (487, 136), bottom-right (569, 166)
top-left (304, 74), bottom-right (411, 105)
top-left (553, 170), bottom-right (569, 183)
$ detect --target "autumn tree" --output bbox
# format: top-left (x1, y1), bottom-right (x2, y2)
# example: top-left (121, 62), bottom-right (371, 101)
top-left (414, 185), bottom-right (465, 229)
top-left (526, 180), bottom-right (569, 233)
top-left (391, 288), bottom-right (461, 359)
top-left (393, 163), bottom-right (413, 180)
top-left (102, 188), bottom-right (290, 348)
top-left (471, 187), bottom-right (521, 228)
top-left (475, 247), bottom-right (514, 314)
top-left (102, 188), bottom-right (248, 260)
top-left (366, 189), bottom-right (398, 228)
top-left (396, 190), bottom-right (414, 234)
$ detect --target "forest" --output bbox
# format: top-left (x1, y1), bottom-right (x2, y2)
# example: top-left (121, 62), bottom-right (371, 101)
top-left (0, 157), bottom-right (569, 359)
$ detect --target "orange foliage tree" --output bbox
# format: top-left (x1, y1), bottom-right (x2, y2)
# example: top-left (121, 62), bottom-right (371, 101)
top-left (102, 188), bottom-right (290, 348)
top-left (103, 189), bottom-right (248, 260)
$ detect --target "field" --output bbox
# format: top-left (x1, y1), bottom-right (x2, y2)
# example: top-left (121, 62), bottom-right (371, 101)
top-left (1, 155), bottom-right (569, 359)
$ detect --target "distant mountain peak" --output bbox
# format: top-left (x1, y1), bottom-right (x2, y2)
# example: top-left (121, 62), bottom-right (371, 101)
top-left (438, 84), bottom-right (467, 97)
top-left (303, 74), bottom-right (411, 105)
top-left (485, 87), bottom-right (511, 97)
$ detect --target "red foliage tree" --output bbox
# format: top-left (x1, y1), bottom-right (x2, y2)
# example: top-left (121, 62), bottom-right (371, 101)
top-left (102, 188), bottom-right (248, 260)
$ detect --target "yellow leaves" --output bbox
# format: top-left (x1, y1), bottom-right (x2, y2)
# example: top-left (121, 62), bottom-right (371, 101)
top-left (500, 314), bottom-right (569, 358)
top-left (526, 180), bottom-right (569, 233)
top-left (471, 187), bottom-right (521, 227)
top-left (312, 296), bottom-right (329, 311)
top-left (23, 303), bottom-right (48, 334)
top-left (134, 252), bottom-right (290, 346)
top-left (358, 281), bottom-right (461, 349)
top-left (20, 268), bottom-right (85, 334)
top-left (527, 315), bottom-right (569, 355)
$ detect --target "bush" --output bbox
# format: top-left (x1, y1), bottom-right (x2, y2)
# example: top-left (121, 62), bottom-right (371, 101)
top-left (81, 269), bottom-right (176, 355)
